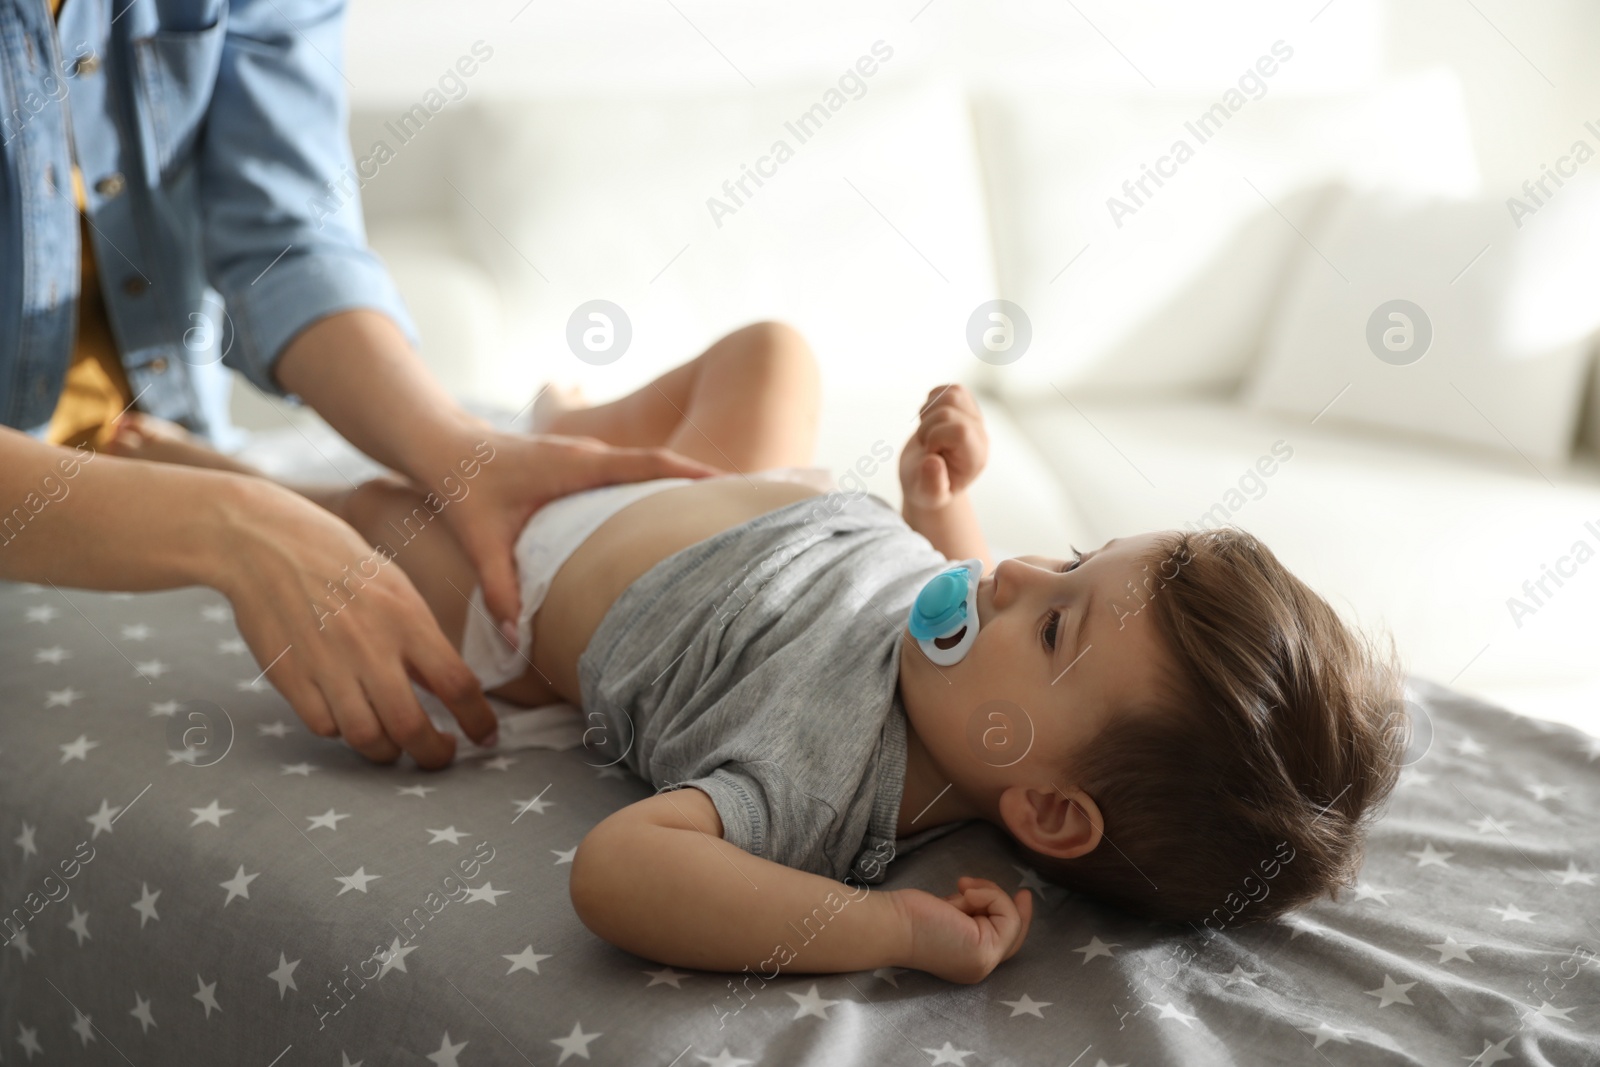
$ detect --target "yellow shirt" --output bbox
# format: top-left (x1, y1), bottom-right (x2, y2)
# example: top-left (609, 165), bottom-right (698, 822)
top-left (45, 0), bottom-right (134, 450)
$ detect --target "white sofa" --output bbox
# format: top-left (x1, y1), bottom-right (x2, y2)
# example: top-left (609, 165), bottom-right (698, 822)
top-left (232, 55), bottom-right (1600, 738)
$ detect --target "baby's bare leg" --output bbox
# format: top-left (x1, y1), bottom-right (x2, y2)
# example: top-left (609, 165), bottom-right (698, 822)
top-left (539, 320), bottom-right (821, 472)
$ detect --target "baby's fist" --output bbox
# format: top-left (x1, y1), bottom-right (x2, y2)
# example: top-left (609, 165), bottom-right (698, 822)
top-left (899, 385), bottom-right (989, 510)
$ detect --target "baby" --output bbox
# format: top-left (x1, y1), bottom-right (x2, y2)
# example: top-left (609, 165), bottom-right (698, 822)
top-left (123, 321), bottom-right (1405, 984)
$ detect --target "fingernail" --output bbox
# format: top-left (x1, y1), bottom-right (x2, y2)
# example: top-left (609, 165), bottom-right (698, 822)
top-left (498, 619), bottom-right (519, 649)
top-left (483, 729), bottom-right (499, 748)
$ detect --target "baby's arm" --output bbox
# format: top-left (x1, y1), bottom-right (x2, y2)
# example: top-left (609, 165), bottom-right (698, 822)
top-left (899, 385), bottom-right (993, 570)
top-left (570, 788), bottom-right (1031, 983)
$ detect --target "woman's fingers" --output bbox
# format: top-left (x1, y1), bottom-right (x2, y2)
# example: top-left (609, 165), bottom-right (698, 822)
top-left (406, 615), bottom-right (498, 746)
top-left (323, 675), bottom-right (403, 764)
top-left (366, 666), bottom-right (456, 770)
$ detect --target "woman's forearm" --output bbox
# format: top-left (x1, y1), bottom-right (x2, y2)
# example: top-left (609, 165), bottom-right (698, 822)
top-left (272, 308), bottom-right (489, 489)
top-left (571, 819), bottom-right (910, 977)
top-left (0, 427), bottom-right (254, 591)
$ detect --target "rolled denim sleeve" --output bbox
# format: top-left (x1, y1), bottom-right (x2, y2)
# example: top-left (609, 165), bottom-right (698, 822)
top-left (200, 0), bottom-right (417, 395)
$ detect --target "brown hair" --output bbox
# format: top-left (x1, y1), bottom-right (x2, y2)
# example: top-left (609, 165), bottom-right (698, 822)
top-left (1026, 527), bottom-right (1407, 927)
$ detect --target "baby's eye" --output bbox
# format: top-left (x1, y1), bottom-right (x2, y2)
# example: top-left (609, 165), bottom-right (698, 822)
top-left (1060, 547), bottom-right (1084, 573)
top-left (1041, 609), bottom-right (1061, 651)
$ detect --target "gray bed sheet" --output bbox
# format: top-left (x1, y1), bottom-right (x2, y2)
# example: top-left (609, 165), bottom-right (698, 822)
top-left (4, 575), bottom-right (1599, 1066)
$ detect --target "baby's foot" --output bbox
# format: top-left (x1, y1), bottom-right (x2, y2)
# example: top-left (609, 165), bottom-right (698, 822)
top-left (104, 412), bottom-right (256, 476)
top-left (527, 382), bottom-right (588, 433)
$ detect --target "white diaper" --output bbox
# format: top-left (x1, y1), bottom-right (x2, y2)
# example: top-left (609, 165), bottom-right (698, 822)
top-left (460, 467), bottom-right (834, 690)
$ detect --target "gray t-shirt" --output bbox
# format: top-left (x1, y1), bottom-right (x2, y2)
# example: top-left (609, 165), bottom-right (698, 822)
top-left (577, 490), bottom-right (951, 884)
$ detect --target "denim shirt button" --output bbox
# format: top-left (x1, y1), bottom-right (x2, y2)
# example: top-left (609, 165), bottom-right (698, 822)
top-left (122, 276), bottom-right (148, 296)
top-left (148, 358), bottom-right (169, 374)
top-left (75, 52), bottom-right (101, 76)
top-left (94, 173), bottom-right (126, 198)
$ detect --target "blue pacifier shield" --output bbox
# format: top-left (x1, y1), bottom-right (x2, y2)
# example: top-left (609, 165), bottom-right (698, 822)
top-left (908, 559), bottom-right (983, 666)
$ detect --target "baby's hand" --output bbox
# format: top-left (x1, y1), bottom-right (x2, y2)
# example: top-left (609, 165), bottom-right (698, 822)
top-left (890, 876), bottom-right (1033, 984)
top-left (899, 384), bottom-right (989, 510)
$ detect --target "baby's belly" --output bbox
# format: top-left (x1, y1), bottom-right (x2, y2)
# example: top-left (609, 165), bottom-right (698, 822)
top-left (528, 478), bottom-right (824, 702)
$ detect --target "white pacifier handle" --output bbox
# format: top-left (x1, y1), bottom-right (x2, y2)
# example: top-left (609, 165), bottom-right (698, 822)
top-left (907, 559), bottom-right (983, 667)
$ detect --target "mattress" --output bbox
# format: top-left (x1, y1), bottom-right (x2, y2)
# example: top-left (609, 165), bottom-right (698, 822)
top-left (4, 572), bottom-right (1599, 1065)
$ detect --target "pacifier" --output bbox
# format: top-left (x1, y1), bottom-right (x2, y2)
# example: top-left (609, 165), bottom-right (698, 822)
top-left (907, 559), bottom-right (983, 666)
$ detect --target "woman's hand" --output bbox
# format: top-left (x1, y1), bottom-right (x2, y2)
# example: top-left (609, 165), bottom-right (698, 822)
top-left (424, 431), bottom-right (719, 641)
top-left (899, 384), bottom-right (990, 511)
top-left (218, 478), bottom-right (496, 769)
top-left (890, 877), bottom-right (1033, 984)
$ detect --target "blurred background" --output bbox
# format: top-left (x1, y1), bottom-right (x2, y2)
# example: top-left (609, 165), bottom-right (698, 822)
top-left (234, 0), bottom-right (1600, 736)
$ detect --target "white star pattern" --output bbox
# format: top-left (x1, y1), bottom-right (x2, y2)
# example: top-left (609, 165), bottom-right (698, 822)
top-left (787, 983), bottom-right (841, 1019)
top-left (189, 800), bottom-right (235, 828)
top-left (1299, 1022), bottom-right (1352, 1048)
top-left (1011, 864), bottom-right (1055, 900)
top-left (483, 754), bottom-right (517, 771)
top-left (219, 865), bottom-right (259, 906)
top-left (218, 637), bottom-right (248, 654)
top-left (1529, 1000), bottom-right (1575, 1022)
top-left (9, 929), bottom-right (34, 961)
top-left (1548, 861), bottom-right (1596, 886)
top-left (306, 809), bottom-right (350, 831)
top-left (16, 1022), bottom-right (42, 1060)
top-left (132, 883), bottom-right (161, 927)
top-left (377, 937), bottom-right (418, 979)
top-left (643, 966), bottom-right (689, 988)
top-left (504, 946), bottom-right (552, 975)
top-left (1452, 735), bottom-right (1487, 757)
top-left (1352, 882), bottom-right (1402, 905)
top-left (129, 992), bottom-right (155, 1034)
top-left (1525, 781), bottom-right (1567, 801)
top-left (551, 1021), bottom-right (602, 1064)
top-left (33, 646), bottom-right (68, 664)
top-left (1407, 842), bottom-right (1454, 869)
top-left (58, 733), bottom-right (99, 762)
top-left (1470, 815), bottom-right (1514, 835)
top-left (695, 1051), bottom-right (753, 1067)
top-left (70, 1009), bottom-right (94, 1047)
top-left (512, 788), bottom-right (554, 818)
top-left (334, 867), bottom-right (381, 895)
top-left (1464, 1036), bottom-right (1513, 1065)
top-left (45, 686), bottom-right (81, 707)
top-left (873, 967), bottom-right (905, 987)
top-left (193, 976), bottom-right (221, 1019)
top-left (27, 604), bottom-right (60, 622)
top-left (65, 905), bottom-right (90, 946)
top-left (920, 1041), bottom-right (975, 1065)
top-left (86, 798), bottom-right (120, 838)
top-left (1487, 902), bottom-right (1538, 923)
top-left (463, 881), bottom-right (508, 906)
top-left (120, 623), bottom-right (151, 640)
top-left (1074, 936), bottom-right (1119, 962)
top-left (201, 605), bottom-right (232, 623)
top-left (552, 846), bottom-right (577, 864)
top-left (14, 821), bottom-right (37, 859)
top-left (148, 700), bottom-right (179, 717)
top-left (1426, 936), bottom-right (1475, 964)
top-left (1000, 993), bottom-right (1051, 1017)
top-left (267, 953), bottom-right (300, 998)
top-left (1148, 1001), bottom-right (1197, 1027)
top-left (1365, 974), bottom-right (1416, 1008)
top-left (280, 762), bottom-right (316, 776)
top-left (397, 784), bottom-right (435, 798)
top-left (427, 826), bottom-right (468, 844)
top-left (134, 658), bottom-right (168, 678)
top-left (1224, 965), bottom-right (1263, 986)
top-left (256, 720), bottom-right (289, 737)
top-left (426, 1032), bottom-right (467, 1067)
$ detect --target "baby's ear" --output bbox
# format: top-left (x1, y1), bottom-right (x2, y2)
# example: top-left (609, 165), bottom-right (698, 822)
top-left (997, 783), bottom-right (1103, 861)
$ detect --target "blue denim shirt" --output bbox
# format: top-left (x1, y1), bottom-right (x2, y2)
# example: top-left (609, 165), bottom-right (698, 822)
top-left (1, 0), bottom-right (416, 443)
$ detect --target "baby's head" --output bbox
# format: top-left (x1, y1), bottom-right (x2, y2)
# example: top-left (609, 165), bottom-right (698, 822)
top-left (899, 527), bottom-right (1407, 927)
